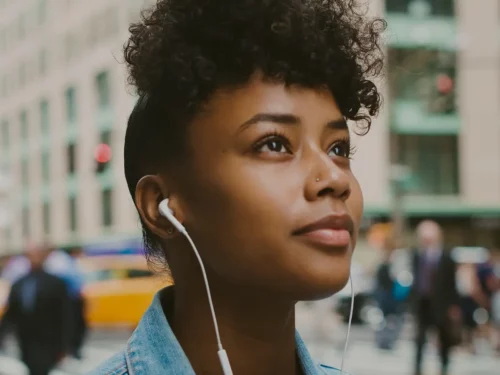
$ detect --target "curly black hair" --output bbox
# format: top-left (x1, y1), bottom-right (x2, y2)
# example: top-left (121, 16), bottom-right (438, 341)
top-left (123, 0), bottom-right (386, 265)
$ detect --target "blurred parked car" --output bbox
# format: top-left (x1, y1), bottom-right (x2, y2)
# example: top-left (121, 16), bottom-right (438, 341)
top-left (0, 278), bottom-right (9, 317)
top-left (79, 255), bottom-right (172, 330)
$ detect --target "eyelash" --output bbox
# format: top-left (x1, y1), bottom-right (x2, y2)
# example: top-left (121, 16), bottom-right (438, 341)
top-left (332, 136), bottom-right (357, 160)
top-left (252, 130), bottom-right (291, 153)
top-left (253, 132), bottom-right (357, 159)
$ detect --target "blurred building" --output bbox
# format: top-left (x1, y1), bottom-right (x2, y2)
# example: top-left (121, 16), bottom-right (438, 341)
top-left (355, 0), bottom-right (500, 248)
top-left (0, 0), bottom-right (156, 254)
top-left (0, 0), bottom-right (499, 255)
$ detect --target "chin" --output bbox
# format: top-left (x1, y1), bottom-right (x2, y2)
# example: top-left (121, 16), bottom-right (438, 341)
top-left (287, 266), bottom-right (351, 302)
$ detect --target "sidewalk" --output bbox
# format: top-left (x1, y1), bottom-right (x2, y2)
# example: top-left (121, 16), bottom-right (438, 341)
top-left (306, 335), bottom-right (499, 375)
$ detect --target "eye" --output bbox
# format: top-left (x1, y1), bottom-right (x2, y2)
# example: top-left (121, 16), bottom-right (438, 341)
top-left (254, 134), bottom-right (291, 154)
top-left (328, 139), bottom-right (356, 159)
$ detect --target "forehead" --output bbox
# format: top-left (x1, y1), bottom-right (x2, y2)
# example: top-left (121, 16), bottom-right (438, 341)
top-left (196, 77), bottom-right (343, 129)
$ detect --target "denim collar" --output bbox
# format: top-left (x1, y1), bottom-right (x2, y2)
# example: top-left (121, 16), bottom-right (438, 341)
top-left (125, 288), bottom-right (336, 375)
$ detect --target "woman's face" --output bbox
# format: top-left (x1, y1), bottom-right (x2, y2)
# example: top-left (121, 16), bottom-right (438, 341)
top-left (172, 76), bottom-right (363, 301)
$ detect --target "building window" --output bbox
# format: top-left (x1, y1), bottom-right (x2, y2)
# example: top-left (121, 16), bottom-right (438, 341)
top-left (3, 227), bottom-right (11, 243)
top-left (69, 196), bottom-right (77, 232)
top-left (40, 99), bottom-right (49, 134)
top-left (22, 207), bottom-right (30, 238)
top-left (21, 158), bottom-right (29, 186)
top-left (20, 109), bottom-right (28, 140)
top-left (388, 48), bottom-right (456, 114)
top-left (96, 71), bottom-right (110, 110)
top-left (0, 28), bottom-right (6, 53)
top-left (9, 72), bottom-right (16, 93)
top-left (102, 188), bottom-right (113, 227)
top-left (18, 62), bottom-right (26, 88)
top-left (67, 143), bottom-right (76, 174)
top-left (103, 6), bottom-right (120, 38)
top-left (100, 130), bottom-right (111, 145)
top-left (64, 32), bottom-right (79, 62)
top-left (386, 0), bottom-right (454, 17)
top-left (18, 13), bottom-right (26, 40)
top-left (1, 119), bottom-right (8, 149)
top-left (38, 0), bottom-right (47, 25)
top-left (39, 48), bottom-right (47, 76)
top-left (1, 75), bottom-right (6, 98)
top-left (395, 134), bottom-right (459, 195)
top-left (42, 151), bottom-right (50, 182)
top-left (42, 202), bottom-right (50, 235)
top-left (88, 14), bottom-right (100, 47)
top-left (65, 86), bottom-right (76, 123)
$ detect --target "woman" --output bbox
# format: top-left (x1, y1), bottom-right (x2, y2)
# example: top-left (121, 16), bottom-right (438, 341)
top-left (92, 0), bottom-right (384, 374)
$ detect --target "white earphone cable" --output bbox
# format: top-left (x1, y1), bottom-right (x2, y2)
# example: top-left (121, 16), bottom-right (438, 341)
top-left (184, 233), bottom-right (223, 350)
top-left (340, 274), bottom-right (354, 374)
top-left (183, 232), bottom-right (233, 375)
top-left (159, 199), bottom-right (232, 374)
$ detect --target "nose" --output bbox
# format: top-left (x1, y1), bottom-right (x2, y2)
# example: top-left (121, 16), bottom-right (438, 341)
top-left (305, 151), bottom-right (351, 202)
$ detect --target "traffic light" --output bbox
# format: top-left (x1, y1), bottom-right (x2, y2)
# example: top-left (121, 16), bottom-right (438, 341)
top-left (95, 143), bottom-right (112, 174)
top-left (429, 73), bottom-right (455, 114)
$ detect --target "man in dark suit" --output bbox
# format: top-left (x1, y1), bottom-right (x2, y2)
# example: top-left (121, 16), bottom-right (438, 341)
top-left (0, 244), bottom-right (71, 375)
top-left (411, 220), bottom-right (460, 375)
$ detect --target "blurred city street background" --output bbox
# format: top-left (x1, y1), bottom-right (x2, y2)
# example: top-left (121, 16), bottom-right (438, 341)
top-left (1, 301), bottom-right (498, 374)
top-left (1, 0), bottom-right (500, 374)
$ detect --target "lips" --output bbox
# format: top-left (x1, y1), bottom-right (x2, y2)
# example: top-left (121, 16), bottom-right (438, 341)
top-left (293, 214), bottom-right (354, 249)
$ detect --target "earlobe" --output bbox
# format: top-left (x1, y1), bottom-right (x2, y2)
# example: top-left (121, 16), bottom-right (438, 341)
top-left (135, 175), bottom-right (183, 239)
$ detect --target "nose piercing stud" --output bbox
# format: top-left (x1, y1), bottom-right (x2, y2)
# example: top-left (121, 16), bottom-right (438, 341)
top-left (315, 178), bottom-right (320, 182)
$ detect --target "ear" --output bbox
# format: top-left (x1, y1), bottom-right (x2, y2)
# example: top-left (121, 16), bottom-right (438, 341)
top-left (135, 175), bottom-right (185, 239)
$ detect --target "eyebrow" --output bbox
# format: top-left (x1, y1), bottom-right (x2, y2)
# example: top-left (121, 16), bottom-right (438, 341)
top-left (326, 118), bottom-right (348, 130)
top-left (237, 112), bottom-right (348, 133)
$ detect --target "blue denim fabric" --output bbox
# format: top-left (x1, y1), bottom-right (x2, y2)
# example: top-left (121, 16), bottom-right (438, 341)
top-left (89, 290), bottom-right (342, 375)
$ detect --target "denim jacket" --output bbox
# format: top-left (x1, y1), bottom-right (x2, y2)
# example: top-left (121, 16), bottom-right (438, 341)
top-left (89, 288), bottom-right (341, 375)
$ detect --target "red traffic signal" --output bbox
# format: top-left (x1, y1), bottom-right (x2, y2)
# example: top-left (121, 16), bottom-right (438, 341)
top-left (436, 74), bottom-right (453, 95)
top-left (95, 144), bottom-right (111, 174)
top-left (95, 143), bottom-right (112, 163)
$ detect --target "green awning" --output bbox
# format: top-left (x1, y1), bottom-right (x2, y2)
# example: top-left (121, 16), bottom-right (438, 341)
top-left (385, 14), bottom-right (457, 51)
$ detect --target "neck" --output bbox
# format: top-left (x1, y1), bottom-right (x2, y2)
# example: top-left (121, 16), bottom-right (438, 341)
top-left (171, 271), bottom-right (300, 375)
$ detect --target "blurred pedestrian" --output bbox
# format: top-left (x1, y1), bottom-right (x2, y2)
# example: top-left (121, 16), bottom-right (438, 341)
top-left (479, 250), bottom-right (500, 353)
top-left (475, 250), bottom-right (497, 312)
top-left (0, 243), bottom-right (72, 375)
top-left (44, 246), bottom-right (87, 360)
top-left (374, 235), bottom-right (401, 350)
top-left (1, 254), bottom-right (30, 284)
top-left (456, 261), bottom-right (480, 353)
top-left (411, 220), bottom-right (460, 375)
top-left (491, 256), bottom-right (500, 353)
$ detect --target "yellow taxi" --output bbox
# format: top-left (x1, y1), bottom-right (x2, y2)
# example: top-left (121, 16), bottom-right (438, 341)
top-left (0, 278), bottom-right (10, 317)
top-left (79, 255), bottom-right (172, 330)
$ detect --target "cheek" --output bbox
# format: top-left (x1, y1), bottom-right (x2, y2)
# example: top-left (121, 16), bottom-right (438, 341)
top-left (185, 159), bottom-right (301, 234)
top-left (184, 172), bottom-right (270, 239)
top-left (182, 166), bottom-right (300, 280)
top-left (347, 176), bottom-right (363, 242)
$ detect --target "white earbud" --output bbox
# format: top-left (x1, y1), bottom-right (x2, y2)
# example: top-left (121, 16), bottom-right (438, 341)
top-left (158, 199), bottom-right (187, 235)
top-left (158, 198), bottom-right (233, 375)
